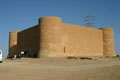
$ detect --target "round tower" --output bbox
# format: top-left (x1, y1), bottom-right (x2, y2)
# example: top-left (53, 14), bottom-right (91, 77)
top-left (100, 28), bottom-right (115, 56)
top-left (8, 31), bottom-right (19, 58)
top-left (38, 16), bottom-right (62, 57)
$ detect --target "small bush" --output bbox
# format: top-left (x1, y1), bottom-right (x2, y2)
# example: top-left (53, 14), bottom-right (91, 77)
top-left (79, 57), bottom-right (92, 60)
top-left (67, 56), bottom-right (77, 59)
top-left (67, 56), bottom-right (93, 60)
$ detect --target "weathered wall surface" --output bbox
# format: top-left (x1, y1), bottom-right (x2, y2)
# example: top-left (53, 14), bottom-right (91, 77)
top-left (17, 25), bottom-right (40, 57)
top-left (8, 31), bottom-right (19, 58)
top-left (37, 17), bottom-right (103, 57)
top-left (61, 23), bottom-right (103, 57)
top-left (38, 17), bottom-right (63, 57)
top-left (100, 28), bottom-right (115, 56)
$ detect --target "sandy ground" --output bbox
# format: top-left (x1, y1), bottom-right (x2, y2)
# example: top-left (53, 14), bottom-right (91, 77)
top-left (0, 57), bottom-right (120, 80)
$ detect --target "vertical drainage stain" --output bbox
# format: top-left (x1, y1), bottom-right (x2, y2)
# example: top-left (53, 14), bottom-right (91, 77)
top-left (64, 47), bottom-right (66, 53)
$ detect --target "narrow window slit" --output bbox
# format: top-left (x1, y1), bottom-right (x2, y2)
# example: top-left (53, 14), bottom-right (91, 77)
top-left (64, 47), bottom-right (66, 53)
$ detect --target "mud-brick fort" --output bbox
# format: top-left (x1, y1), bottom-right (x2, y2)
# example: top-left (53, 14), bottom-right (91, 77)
top-left (8, 16), bottom-right (115, 58)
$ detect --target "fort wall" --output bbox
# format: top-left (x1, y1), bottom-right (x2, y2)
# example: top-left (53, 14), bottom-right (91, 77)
top-left (37, 17), bottom-right (104, 57)
top-left (61, 23), bottom-right (103, 57)
top-left (17, 25), bottom-right (40, 57)
top-left (8, 16), bottom-right (116, 58)
top-left (8, 31), bottom-right (19, 58)
top-left (100, 28), bottom-right (115, 56)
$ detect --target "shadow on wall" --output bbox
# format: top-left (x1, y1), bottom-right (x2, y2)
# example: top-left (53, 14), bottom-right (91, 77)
top-left (8, 45), bottom-right (17, 58)
top-left (9, 45), bottom-right (38, 58)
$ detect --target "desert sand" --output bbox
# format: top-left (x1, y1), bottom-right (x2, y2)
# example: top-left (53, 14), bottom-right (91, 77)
top-left (0, 57), bottom-right (120, 80)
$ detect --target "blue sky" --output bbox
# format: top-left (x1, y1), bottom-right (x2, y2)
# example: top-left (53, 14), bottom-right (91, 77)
top-left (0, 0), bottom-right (120, 57)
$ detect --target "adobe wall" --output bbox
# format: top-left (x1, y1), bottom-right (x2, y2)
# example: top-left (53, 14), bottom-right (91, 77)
top-left (38, 17), bottom-right (63, 57)
top-left (100, 28), bottom-right (115, 56)
top-left (17, 25), bottom-right (40, 57)
top-left (61, 23), bottom-right (103, 57)
top-left (8, 16), bottom-right (116, 58)
top-left (8, 31), bottom-right (19, 58)
top-left (37, 17), bottom-right (104, 57)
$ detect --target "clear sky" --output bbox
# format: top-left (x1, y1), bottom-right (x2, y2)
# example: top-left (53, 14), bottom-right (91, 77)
top-left (0, 0), bottom-right (120, 57)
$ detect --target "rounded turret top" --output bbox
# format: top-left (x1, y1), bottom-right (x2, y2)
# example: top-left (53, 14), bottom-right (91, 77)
top-left (39, 16), bottom-right (62, 24)
top-left (10, 31), bottom-right (20, 33)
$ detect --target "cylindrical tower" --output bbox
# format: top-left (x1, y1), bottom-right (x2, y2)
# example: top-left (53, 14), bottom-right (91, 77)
top-left (100, 28), bottom-right (115, 56)
top-left (38, 16), bottom-right (62, 57)
top-left (8, 31), bottom-right (19, 58)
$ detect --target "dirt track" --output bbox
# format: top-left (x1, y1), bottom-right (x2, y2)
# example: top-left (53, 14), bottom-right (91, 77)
top-left (0, 58), bottom-right (120, 80)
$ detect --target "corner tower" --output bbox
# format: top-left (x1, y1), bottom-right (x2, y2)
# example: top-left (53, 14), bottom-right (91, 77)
top-left (8, 31), bottom-right (19, 58)
top-left (100, 28), bottom-right (115, 56)
top-left (38, 17), bottom-right (62, 57)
